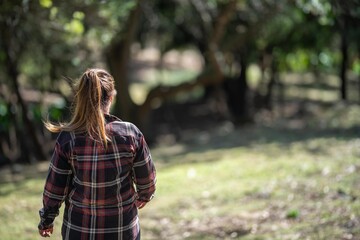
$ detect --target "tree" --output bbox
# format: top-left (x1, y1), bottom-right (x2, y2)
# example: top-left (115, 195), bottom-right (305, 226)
top-left (0, 0), bottom-right (47, 162)
top-left (2, 0), bottom-right (357, 166)
top-left (331, 0), bottom-right (360, 101)
top-left (105, 0), bottom-right (238, 128)
top-left (0, 0), bottom-right (104, 164)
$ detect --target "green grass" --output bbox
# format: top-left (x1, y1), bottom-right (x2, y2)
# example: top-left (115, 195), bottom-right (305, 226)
top-left (139, 129), bottom-right (360, 240)
top-left (1, 108), bottom-right (360, 239)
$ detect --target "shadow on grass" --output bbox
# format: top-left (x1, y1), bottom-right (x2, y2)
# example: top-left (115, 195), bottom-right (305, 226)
top-left (0, 163), bottom-right (48, 196)
top-left (150, 100), bottom-right (360, 163)
top-left (153, 122), bottom-right (360, 168)
top-left (189, 125), bottom-right (360, 151)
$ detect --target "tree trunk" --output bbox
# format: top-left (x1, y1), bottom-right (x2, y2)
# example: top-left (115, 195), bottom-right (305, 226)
top-left (340, 17), bottom-right (348, 101)
top-left (139, 0), bottom-right (237, 121)
top-left (264, 53), bottom-right (277, 110)
top-left (5, 61), bottom-right (47, 161)
top-left (106, 0), bottom-right (142, 121)
top-left (0, 88), bottom-right (22, 166)
top-left (224, 54), bottom-right (251, 123)
top-left (0, 6), bottom-right (47, 162)
top-left (106, 0), bottom-right (237, 132)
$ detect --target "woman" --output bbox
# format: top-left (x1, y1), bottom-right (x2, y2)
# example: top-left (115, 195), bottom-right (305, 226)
top-left (38, 68), bottom-right (156, 240)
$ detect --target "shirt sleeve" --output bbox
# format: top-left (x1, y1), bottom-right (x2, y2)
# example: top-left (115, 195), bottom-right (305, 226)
top-left (39, 139), bottom-right (73, 229)
top-left (132, 133), bottom-right (156, 202)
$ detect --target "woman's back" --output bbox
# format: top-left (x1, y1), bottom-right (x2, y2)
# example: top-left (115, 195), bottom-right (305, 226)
top-left (38, 69), bottom-right (156, 240)
top-left (63, 116), bottom-right (149, 207)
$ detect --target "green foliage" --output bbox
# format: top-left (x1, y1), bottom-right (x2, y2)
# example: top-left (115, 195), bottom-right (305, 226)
top-left (39, 0), bottom-right (53, 8)
top-left (285, 50), bottom-right (311, 72)
top-left (352, 58), bottom-right (360, 74)
top-left (1, 0), bottom-right (358, 96)
top-left (64, 15), bottom-right (85, 35)
top-left (286, 209), bottom-right (300, 219)
top-left (1, 0), bottom-right (360, 164)
top-left (48, 106), bottom-right (65, 120)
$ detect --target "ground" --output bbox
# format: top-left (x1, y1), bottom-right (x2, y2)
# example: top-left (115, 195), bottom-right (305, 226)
top-left (0, 103), bottom-right (359, 240)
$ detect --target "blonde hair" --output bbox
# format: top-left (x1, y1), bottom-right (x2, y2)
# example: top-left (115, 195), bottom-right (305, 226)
top-left (45, 68), bottom-right (116, 146)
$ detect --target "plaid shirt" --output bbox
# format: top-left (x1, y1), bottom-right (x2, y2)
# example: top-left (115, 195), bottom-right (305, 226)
top-left (39, 114), bottom-right (156, 240)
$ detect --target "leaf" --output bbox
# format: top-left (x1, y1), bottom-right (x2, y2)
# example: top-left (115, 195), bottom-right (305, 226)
top-left (65, 19), bottom-right (84, 35)
top-left (39, 0), bottom-right (52, 8)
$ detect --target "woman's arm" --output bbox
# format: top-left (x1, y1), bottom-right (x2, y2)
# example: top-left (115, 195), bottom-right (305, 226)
top-left (132, 134), bottom-right (156, 205)
top-left (39, 139), bottom-right (72, 233)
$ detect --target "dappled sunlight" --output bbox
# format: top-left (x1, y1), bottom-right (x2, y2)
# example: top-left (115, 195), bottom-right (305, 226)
top-left (1, 0), bottom-right (360, 239)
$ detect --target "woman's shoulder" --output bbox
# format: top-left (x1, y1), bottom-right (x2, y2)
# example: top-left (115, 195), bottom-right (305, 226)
top-left (56, 131), bottom-right (74, 146)
top-left (107, 119), bottom-right (142, 138)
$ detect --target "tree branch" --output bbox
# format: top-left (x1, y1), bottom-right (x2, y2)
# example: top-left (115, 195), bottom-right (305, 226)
top-left (140, 0), bottom-right (237, 113)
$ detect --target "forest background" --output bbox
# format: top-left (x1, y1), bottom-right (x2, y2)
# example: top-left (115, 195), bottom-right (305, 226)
top-left (0, 0), bottom-right (359, 239)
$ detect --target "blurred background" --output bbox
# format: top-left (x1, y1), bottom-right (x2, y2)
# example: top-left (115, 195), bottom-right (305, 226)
top-left (0, 0), bottom-right (360, 239)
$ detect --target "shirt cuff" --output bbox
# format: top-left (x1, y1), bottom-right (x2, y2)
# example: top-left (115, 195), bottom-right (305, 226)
top-left (38, 207), bottom-right (59, 230)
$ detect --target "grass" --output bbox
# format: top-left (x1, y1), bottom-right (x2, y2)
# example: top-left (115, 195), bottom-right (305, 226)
top-left (140, 127), bottom-right (360, 240)
top-left (1, 67), bottom-right (360, 239)
top-left (1, 111), bottom-right (359, 240)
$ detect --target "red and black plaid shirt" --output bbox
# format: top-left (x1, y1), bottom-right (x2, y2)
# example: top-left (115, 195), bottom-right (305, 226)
top-left (39, 114), bottom-right (156, 240)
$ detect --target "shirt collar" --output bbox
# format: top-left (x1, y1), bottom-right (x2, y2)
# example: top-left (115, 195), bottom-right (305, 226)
top-left (104, 113), bottom-right (122, 123)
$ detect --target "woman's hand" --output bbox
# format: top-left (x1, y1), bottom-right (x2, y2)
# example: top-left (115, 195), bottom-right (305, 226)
top-left (39, 227), bottom-right (53, 237)
top-left (135, 200), bottom-right (147, 209)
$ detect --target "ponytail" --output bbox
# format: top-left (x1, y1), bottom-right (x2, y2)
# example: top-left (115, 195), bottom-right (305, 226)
top-left (45, 69), bottom-right (116, 147)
